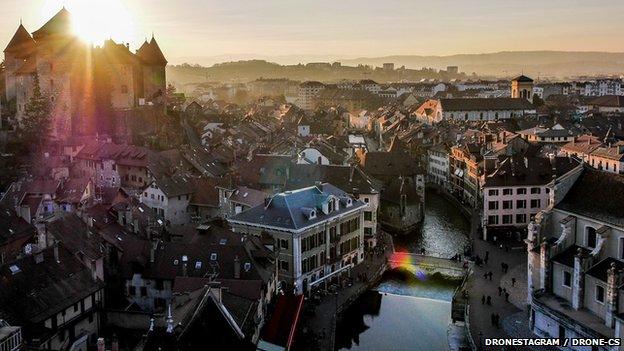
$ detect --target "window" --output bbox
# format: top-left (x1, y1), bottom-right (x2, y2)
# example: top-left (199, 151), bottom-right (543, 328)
top-left (121, 85), bottom-right (128, 94)
top-left (596, 285), bottom-right (605, 303)
top-left (563, 271), bottom-right (571, 287)
top-left (516, 188), bottom-right (526, 195)
top-left (488, 201), bottom-right (499, 210)
top-left (488, 215), bottom-right (499, 225)
top-left (279, 239), bottom-right (289, 250)
top-left (364, 211), bottom-right (373, 221)
top-left (516, 200), bottom-right (526, 209)
top-left (488, 189), bottom-right (499, 196)
top-left (129, 286), bottom-right (136, 296)
top-left (530, 187), bottom-right (541, 194)
top-left (279, 260), bottom-right (289, 271)
top-left (620, 237), bottom-right (624, 260)
top-left (364, 198), bottom-right (369, 203)
top-left (586, 227), bottom-right (597, 248)
top-left (516, 214), bottom-right (526, 224)
top-left (530, 199), bottom-right (541, 208)
top-left (140, 287), bottom-right (147, 297)
top-left (210, 253), bottom-right (217, 261)
top-left (503, 188), bottom-right (513, 196)
top-left (502, 215), bottom-right (512, 224)
top-left (502, 200), bottom-right (512, 209)
top-left (364, 227), bottom-right (372, 235)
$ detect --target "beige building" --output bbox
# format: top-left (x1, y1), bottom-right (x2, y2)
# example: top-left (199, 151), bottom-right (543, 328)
top-left (511, 75), bottom-right (534, 101)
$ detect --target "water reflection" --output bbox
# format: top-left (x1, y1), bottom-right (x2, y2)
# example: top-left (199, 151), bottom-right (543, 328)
top-left (393, 193), bottom-right (471, 258)
top-left (335, 193), bottom-right (470, 351)
top-left (335, 271), bottom-right (460, 351)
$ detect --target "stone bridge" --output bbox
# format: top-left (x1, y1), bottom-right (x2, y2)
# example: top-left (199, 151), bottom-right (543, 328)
top-left (388, 252), bottom-right (467, 278)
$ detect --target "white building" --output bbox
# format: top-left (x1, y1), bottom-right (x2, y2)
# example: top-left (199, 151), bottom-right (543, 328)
top-left (414, 97), bottom-right (536, 124)
top-left (297, 81), bottom-right (325, 110)
top-left (141, 175), bottom-right (193, 225)
top-left (482, 157), bottom-right (582, 240)
top-left (527, 169), bottom-right (624, 349)
top-left (427, 145), bottom-right (450, 189)
top-left (228, 183), bottom-right (366, 295)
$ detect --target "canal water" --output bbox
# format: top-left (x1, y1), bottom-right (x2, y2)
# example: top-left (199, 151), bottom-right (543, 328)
top-left (335, 193), bottom-right (470, 351)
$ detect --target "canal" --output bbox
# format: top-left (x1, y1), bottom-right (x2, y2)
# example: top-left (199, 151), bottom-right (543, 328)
top-left (335, 192), bottom-right (471, 351)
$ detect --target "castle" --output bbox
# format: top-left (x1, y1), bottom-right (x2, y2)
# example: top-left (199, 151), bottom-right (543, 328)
top-left (3, 8), bottom-right (167, 140)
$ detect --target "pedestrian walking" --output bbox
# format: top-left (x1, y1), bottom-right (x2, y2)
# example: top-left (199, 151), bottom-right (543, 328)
top-left (483, 272), bottom-right (488, 280)
top-left (511, 277), bottom-right (516, 287)
top-left (505, 291), bottom-right (510, 302)
top-left (484, 255), bottom-right (489, 265)
top-left (481, 295), bottom-right (486, 305)
top-left (498, 286), bottom-right (503, 296)
top-left (488, 271), bottom-right (493, 281)
top-left (485, 250), bottom-right (489, 260)
top-left (486, 295), bottom-right (492, 305)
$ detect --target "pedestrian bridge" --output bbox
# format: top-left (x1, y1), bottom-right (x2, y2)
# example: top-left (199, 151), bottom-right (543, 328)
top-left (388, 252), bottom-right (467, 278)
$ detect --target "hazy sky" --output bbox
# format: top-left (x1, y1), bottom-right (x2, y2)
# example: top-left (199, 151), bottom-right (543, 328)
top-left (2, 0), bottom-right (624, 64)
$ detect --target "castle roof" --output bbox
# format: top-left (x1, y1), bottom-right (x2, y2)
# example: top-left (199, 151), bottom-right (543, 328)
top-left (4, 24), bottom-right (35, 55)
top-left (32, 8), bottom-right (73, 40)
top-left (511, 75), bottom-right (534, 83)
top-left (137, 37), bottom-right (168, 65)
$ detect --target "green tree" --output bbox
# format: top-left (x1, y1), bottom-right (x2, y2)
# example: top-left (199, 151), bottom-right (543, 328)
top-left (21, 73), bottom-right (51, 151)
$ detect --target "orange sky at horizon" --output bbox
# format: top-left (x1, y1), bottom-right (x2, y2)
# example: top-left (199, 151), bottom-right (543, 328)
top-left (2, 0), bottom-right (624, 64)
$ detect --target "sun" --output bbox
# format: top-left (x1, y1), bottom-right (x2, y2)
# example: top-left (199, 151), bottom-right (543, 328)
top-left (63, 0), bottom-right (137, 45)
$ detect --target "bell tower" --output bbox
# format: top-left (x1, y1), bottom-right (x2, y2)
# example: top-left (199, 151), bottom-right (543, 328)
top-left (511, 75), bottom-right (534, 101)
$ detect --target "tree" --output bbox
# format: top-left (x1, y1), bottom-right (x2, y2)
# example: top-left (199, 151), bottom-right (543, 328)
top-left (21, 73), bottom-right (51, 151)
top-left (532, 95), bottom-right (545, 108)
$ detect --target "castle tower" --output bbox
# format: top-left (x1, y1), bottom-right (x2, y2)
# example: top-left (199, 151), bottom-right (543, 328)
top-left (511, 75), bottom-right (534, 101)
top-left (136, 36), bottom-right (168, 107)
top-left (4, 23), bottom-right (36, 102)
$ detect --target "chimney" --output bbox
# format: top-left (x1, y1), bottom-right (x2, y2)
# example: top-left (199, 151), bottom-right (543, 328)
top-left (234, 255), bottom-right (241, 279)
top-left (97, 338), bottom-right (105, 351)
top-left (53, 241), bottom-right (60, 263)
top-left (133, 218), bottom-right (139, 234)
top-left (572, 248), bottom-right (587, 310)
top-left (605, 263), bottom-right (621, 328)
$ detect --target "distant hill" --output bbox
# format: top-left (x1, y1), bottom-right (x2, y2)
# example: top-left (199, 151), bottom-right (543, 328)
top-left (166, 60), bottom-right (468, 86)
top-left (166, 51), bottom-right (624, 86)
top-left (338, 51), bottom-right (624, 79)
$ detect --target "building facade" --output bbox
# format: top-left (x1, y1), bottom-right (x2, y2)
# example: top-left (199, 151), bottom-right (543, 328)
top-left (527, 169), bottom-right (624, 349)
top-left (228, 183), bottom-right (366, 295)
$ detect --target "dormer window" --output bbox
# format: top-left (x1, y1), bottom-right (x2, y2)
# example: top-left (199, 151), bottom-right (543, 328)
top-left (195, 261), bottom-right (202, 269)
top-left (309, 210), bottom-right (316, 219)
top-left (244, 262), bottom-right (251, 272)
top-left (210, 253), bottom-right (217, 261)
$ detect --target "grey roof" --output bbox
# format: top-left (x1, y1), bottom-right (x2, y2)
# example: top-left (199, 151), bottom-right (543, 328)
top-left (484, 156), bottom-right (580, 187)
top-left (285, 164), bottom-right (378, 195)
top-left (440, 98), bottom-right (535, 112)
top-left (229, 183), bottom-right (365, 231)
top-left (556, 168), bottom-right (624, 228)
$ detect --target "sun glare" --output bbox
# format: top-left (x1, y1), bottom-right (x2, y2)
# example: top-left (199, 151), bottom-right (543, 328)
top-left (50, 0), bottom-right (136, 45)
